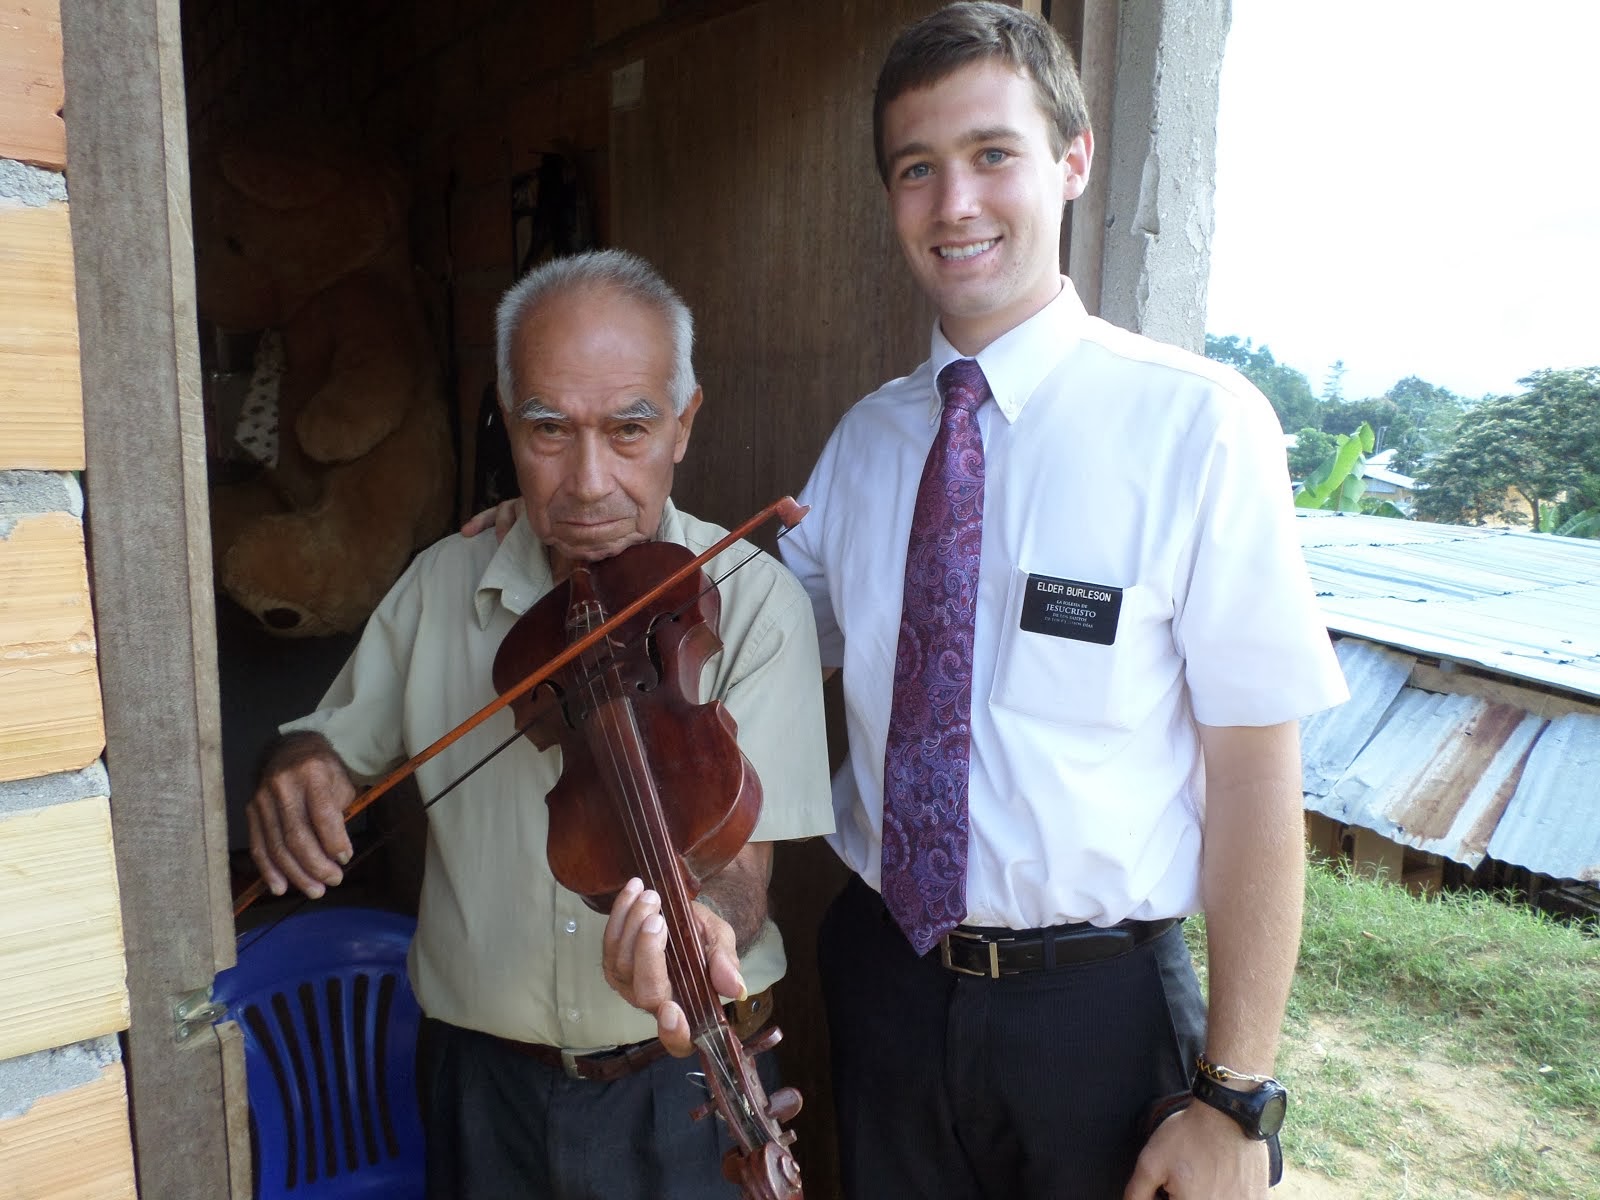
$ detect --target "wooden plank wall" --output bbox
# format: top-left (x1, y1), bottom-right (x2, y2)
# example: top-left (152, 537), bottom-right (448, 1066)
top-left (0, 1067), bottom-right (137, 1200)
top-left (0, 201), bottom-right (83, 468)
top-left (0, 3), bottom-right (136, 1197)
top-left (0, 512), bottom-right (104, 782)
top-left (0, 798), bottom-right (129, 1059)
top-left (610, 0), bottom-right (934, 535)
top-left (0, 1), bottom-right (67, 167)
top-left (60, 0), bottom-right (239, 1192)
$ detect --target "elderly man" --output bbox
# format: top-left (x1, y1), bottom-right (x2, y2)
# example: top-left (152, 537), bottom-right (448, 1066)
top-left (246, 248), bottom-right (833, 1200)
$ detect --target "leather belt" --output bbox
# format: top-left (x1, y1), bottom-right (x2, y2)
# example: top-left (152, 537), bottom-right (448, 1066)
top-left (939, 917), bottom-right (1180, 978)
top-left (491, 987), bottom-right (775, 1082)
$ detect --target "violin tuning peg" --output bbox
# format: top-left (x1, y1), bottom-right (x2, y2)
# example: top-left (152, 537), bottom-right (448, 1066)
top-left (766, 1086), bottom-right (802, 1124)
top-left (743, 1025), bottom-right (783, 1056)
top-left (690, 1100), bottom-right (717, 1123)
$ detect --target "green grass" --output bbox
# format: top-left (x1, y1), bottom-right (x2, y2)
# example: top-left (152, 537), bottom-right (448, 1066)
top-left (1291, 864), bottom-right (1600, 1115)
top-left (1187, 861), bottom-right (1600, 1199)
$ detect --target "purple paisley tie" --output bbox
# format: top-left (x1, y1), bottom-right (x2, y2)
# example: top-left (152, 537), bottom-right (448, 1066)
top-left (880, 357), bottom-right (988, 956)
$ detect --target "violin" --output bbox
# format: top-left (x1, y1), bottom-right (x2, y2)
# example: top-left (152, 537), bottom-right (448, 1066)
top-left (492, 537), bottom-right (805, 1200)
top-left (233, 497), bottom-right (810, 1198)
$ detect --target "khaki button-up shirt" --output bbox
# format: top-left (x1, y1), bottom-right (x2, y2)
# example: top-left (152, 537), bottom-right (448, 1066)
top-left (286, 501), bottom-right (834, 1048)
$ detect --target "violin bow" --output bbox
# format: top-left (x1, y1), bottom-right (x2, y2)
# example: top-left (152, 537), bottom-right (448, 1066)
top-left (233, 495), bottom-right (810, 918)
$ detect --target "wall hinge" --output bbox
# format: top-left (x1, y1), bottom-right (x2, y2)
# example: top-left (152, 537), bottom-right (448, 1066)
top-left (173, 988), bottom-right (228, 1041)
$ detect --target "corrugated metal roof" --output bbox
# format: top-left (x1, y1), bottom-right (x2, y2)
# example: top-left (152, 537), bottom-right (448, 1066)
top-left (1297, 512), bottom-right (1600, 699)
top-left (1486, 713), bottom-right (1600, 882)
top-left (1300, 639), bottom-right (1600, 883)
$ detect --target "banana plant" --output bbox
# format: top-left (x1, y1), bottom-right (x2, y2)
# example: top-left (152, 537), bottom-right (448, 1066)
top-left (1295, 422), bottom-right (1377, 512)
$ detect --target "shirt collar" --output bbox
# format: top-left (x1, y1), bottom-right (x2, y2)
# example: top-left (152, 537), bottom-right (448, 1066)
top-left (473, 499), bottom-right (686, 628)
top-left (927, 276), bottom-right (1088, 423)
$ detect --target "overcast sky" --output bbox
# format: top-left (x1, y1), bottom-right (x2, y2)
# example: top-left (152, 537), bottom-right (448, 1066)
top-left (1206, 0), bottom-right (1600, 403)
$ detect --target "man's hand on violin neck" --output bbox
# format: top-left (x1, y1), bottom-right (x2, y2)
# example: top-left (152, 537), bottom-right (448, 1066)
top-left (246, 732), bottom-right (357, 900)
top-left (602, 876), bottom-right (749, 1058)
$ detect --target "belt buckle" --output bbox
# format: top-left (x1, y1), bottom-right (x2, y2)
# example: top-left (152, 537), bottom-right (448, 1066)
top-left (940, 927), bottom-right (1001, 978)
top-left (559, 1048), bottom-right (586, 1080)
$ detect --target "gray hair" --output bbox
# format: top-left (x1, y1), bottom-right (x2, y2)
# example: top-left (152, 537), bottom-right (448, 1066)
top-left (494, 248), bottom-right (697, 416)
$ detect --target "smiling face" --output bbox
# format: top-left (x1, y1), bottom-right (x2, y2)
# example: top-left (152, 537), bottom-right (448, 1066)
top-left (504, 286), bottom-right (701, 578)
top-left (882, 57), bottom-right (1092, 355)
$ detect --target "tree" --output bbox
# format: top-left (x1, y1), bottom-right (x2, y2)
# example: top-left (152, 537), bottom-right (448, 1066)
top-left (1205, 334), bottom-right (1322, 433)
top-left (1382, 376), bottom-right (1468, 470)
top-left (1415, 367), bottom-right (1600, 531)
top-left (1287, 427), bottom-right (1336, 481)
top-left (1322, 359), bottom-right (1347, 405)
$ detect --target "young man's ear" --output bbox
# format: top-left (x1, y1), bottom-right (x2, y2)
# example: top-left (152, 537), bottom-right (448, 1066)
top-left (1062, 131), bottom-right (1094, 203)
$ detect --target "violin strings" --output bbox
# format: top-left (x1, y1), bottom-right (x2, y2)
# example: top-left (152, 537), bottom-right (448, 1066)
top-left (571, 590), bottom-right (751, 1128)
top-left (576, 606), bottom-right (721, 1033)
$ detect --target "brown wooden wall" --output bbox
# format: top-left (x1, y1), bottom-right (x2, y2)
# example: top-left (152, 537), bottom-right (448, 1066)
top-left (610, 1), bottom-right (934, 527)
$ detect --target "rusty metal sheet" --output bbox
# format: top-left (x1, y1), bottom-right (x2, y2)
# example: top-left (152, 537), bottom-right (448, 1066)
top-left (1487, 712), bottom-right (1600, 882)
top-left (1310, 688), bottom-right (1547, 868)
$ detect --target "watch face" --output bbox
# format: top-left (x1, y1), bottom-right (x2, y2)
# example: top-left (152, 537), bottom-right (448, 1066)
top-left (1258, 1088), bottom-right (1288, 1138)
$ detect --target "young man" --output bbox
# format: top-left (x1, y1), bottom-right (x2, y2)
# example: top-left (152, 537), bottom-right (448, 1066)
top-left (796, 4), bottom-right (1351, 1196)
top-left (608, 4), bottom-right (1347, 1198)
top-left (247, 249), bottom-right (834, 1200)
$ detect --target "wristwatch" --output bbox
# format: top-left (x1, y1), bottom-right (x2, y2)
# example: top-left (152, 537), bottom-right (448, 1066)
top-left (1190, 1056), bottom-right (1287, 1187)
top-left (1190, 1068), bottom-right (1288, 1141)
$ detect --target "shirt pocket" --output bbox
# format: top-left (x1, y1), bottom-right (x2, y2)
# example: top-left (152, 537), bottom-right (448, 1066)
top-left (988, 566), bottom-right (1164, 732)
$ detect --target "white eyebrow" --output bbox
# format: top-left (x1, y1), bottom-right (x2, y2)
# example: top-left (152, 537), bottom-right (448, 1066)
top-left (509, 396), bottom-right (664, 423)
top-left (613, 397), bottom-right (663, 421)
top-left (510, 398), bottom-right (563, 423)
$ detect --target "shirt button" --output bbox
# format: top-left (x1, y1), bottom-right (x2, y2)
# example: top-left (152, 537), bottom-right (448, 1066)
top-left (564, 920), bottom-right (578, 934)
top-left (567, 1009), bottom-right (581, 1022)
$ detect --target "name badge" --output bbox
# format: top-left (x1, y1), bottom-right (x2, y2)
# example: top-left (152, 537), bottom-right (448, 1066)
top-left (1019, 573), bottom-right (1123, 645)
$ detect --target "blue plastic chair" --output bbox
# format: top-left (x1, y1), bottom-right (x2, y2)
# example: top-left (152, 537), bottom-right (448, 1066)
top-left (214, 906), bottom-right (426, 1199)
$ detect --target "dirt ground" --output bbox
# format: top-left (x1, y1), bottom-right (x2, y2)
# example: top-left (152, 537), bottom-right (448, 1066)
top-left (1271, 1017), bottom-right (1594, 1200)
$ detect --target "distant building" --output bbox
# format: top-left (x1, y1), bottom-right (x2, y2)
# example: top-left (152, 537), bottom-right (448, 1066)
top-left (1359, 449), bottom-right (1420, 516)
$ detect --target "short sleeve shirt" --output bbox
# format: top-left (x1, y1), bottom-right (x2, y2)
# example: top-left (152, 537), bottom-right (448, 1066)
top-left (285, 501), bottom-right (835, 1048)
top-left (780, 280), bottom-right (1348, 928)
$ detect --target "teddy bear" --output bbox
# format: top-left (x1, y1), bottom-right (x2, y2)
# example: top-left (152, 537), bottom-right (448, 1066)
top-left (193, 133), bottom-right (455, 637)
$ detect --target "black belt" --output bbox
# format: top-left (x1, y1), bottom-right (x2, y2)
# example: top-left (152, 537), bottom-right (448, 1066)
top-left (496, 1033), bottom-right (673, 1082)
top-left (938, 916), bottom-right (1180, 978)
top-left (490, 987), bottom-right (775, 1081)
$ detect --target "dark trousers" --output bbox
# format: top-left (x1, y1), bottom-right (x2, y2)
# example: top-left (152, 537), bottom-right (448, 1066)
top-left (418, 1018), bottom-right (778, 1199)
top-left (820, 874), bottom-right (1205, 1200)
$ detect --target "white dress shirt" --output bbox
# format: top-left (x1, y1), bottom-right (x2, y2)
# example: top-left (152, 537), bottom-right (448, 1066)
top-left (781, 279), bottom-right (1348, 929)
top-left (285, 502), bottom-right (835, 1048)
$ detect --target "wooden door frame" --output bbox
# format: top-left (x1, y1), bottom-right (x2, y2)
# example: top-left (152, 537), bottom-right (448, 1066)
top-left (61, 1), bottom-right (238, 1195)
